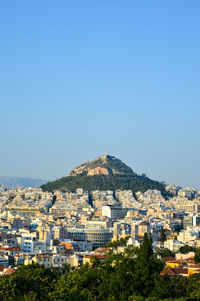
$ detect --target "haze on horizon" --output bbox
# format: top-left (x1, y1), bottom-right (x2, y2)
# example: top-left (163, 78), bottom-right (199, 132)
top-left (0, 1), bottom-right (200, 190)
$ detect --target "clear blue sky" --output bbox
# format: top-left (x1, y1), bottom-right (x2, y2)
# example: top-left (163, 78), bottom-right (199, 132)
top-left (0, 1), bottom-right (200, 189)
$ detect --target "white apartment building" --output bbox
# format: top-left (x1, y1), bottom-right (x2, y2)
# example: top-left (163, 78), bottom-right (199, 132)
top-left (177, 230), bottom-right (197, 243)
top-left (102, 204), bottom-right (127, 219)
top-left (164, 239), bottom-right (184, 252)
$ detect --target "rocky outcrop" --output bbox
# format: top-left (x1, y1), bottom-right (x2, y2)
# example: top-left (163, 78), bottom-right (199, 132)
top-left (68, 154), bottom-right (134, 177)
top-left (87, 167), bottom-right (109, 176)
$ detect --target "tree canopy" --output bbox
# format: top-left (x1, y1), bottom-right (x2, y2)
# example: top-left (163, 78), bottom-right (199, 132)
top-left (0, 236), bottom-right (200, 300)
top-left (179, 245), bottom-right (194, 254)
top-left (41, 174), bottom-right (170, 197)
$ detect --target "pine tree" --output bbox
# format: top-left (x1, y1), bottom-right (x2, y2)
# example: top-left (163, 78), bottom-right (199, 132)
top-left (140, 232), bottom-right (153, 261)
top-left (160, 228), bottom-right (166, 242)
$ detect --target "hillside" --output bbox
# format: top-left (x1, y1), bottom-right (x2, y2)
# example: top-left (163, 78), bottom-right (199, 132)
top-left (41, 154), bottom-right (169, 197)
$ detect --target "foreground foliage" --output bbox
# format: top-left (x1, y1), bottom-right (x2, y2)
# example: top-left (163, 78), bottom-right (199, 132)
top-left (1, 235), bottom-right (200, 300)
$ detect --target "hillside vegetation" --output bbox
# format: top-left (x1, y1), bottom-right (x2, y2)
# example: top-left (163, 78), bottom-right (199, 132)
top-left (41, 174), bottom-right (168, 196)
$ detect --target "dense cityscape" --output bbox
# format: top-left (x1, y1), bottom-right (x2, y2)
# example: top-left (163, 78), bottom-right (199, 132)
top-left (0, 160), bottom-right (200, 300)
top-left (0, 182), bottom-right (200, 268)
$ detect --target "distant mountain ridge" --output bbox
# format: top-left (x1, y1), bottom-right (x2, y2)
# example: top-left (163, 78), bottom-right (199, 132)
top-left (0, 176), bottom-right (47, 187)
top-left (41, 154), bottom-right (169, 197)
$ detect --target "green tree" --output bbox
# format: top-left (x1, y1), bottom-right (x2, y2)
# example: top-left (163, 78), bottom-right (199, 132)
top-left (97, 252), bottom-right (137, 300)
top-left (160, 228), bottom-right (166, 242)
top-left (152, 276), bottom-right (185, 300)
top-left (88, 191), bottom-right (93, 206)
top-left (0, 264), bottom-right (58, 301)
top-left (106, 236), bottom-right (130, 248)
top-left (156, 248), bottom-right (175, 258)
top-left (194, 248), bottom-right (200, 263)
top-left (133, 233), bottom-right (164, 297)
top-left (140, 232), bottom-right (153, 259)
top-left (51, 265), bottom-right (99, 301)
top-left (179, 245), bottom-right (194, 254)
top-left (186, 273), bottom-right (200, 299)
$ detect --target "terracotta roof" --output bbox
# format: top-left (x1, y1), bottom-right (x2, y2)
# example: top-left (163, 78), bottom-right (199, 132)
top-left (161, 268), bottom-right (188, 277)
top-left (95, 248), bottom-right (109, 254)
top-left (171, 268), bottom-right (188, 275)
top-left (5, 268), bottom-right (16, 274)
top-left (60, 242), bottom-right (73, 250)
top-left (37, 254), bottom-right (51, 258)
top-left (187, 265), bottom-right (200, 270)
top-left (0, 247), bottom-right (21, 251)
top-left (160, 269), bottom-right (176, 276)
top-left (161, 257), bottom-right (176, 262)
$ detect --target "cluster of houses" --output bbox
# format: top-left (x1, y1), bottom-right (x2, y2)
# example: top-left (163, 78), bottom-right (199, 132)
top-left (0, 184), bottom-right (200, 277)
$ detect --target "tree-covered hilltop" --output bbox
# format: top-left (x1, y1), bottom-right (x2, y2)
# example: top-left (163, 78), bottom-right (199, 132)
top-left (41, 174), bottom-right (169, 197)
top-left (41, 154), bottom-right (170, 197)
